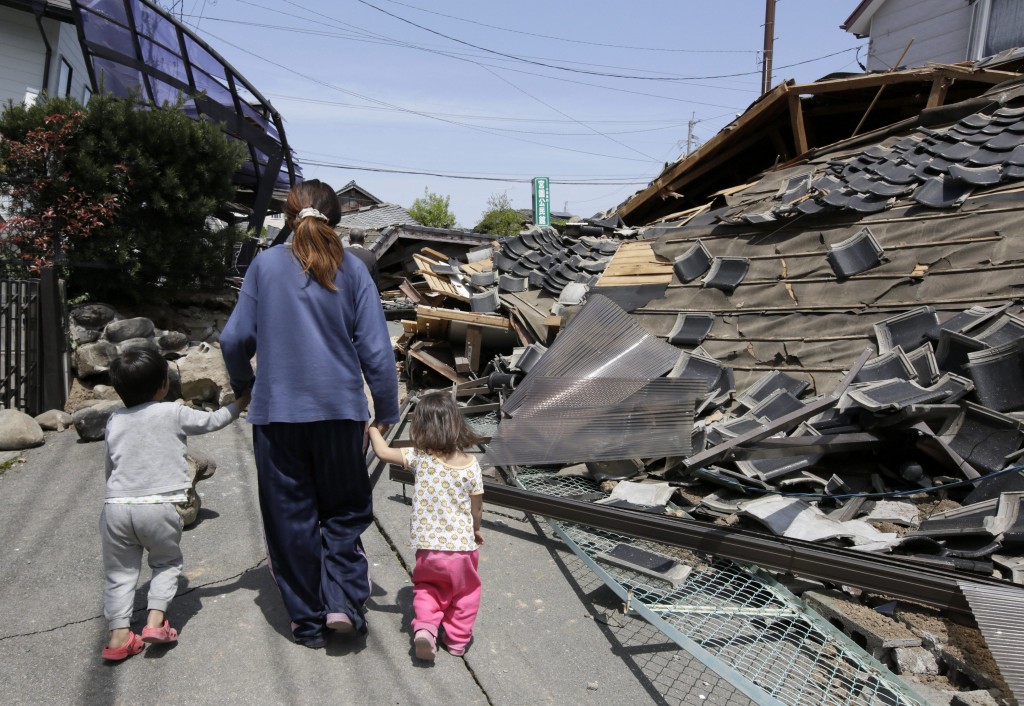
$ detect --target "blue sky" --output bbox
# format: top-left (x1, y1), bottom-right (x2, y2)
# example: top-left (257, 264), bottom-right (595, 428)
top-left (172, 1), bottom-right (865, 227)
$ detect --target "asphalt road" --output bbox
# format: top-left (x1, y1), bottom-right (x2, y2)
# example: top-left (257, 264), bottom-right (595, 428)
top-left (0, 419), bottom-right (748, 705)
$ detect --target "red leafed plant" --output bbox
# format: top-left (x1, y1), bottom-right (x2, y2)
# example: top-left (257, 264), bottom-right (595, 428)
top-left (0, 111), bottom-right (126, 273)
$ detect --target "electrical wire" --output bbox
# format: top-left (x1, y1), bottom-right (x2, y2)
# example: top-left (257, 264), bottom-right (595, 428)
top-left (353, 0), bottom-right (860, 82)
top-left (300, 159), bottom-right (648, 185)
top-left (200, 29), bottom-right (662, 164)
top-left (376, 0), bottom-right (760, 54)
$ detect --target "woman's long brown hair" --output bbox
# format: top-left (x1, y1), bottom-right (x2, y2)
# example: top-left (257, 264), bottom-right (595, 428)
top-left (285, 180), bottom-right (344, 291)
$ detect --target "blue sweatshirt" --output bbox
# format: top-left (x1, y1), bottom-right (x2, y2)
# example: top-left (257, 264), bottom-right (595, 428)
top-left (219, 244), bottom-right (399, 426)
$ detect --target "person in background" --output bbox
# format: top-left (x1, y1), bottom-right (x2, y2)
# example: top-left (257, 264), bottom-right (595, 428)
top-left (345, 227), bottom-right (381, 292)
top-left (220, 179), bottom-right (399, 648)
top-left (99, 348), bottom-right (249, 661)
top-left (368, 391), bottom-right (484, 662)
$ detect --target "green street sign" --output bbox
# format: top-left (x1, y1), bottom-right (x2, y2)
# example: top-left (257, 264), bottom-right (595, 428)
top-left (532, 177), bottom-right (551, 227)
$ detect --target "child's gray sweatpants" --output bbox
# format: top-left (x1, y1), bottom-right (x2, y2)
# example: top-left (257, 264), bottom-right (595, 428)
top-left (100, 503), bottom-right (183, 631)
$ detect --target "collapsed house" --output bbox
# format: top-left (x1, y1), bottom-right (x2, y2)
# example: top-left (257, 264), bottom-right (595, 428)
top-left (381, 63), bottom-right (1024, 705)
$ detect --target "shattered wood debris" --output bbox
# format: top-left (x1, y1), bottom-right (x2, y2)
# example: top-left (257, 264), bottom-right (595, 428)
top-left (375, 70), bottom-right (1024, 706)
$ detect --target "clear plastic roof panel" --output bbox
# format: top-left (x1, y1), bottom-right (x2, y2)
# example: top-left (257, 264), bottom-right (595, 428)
top-left (71, 0), bottom-right (300, 224)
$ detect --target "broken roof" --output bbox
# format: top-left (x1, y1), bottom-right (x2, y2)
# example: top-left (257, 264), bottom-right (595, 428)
top-left (616, 64), bottom-right (1019, 226)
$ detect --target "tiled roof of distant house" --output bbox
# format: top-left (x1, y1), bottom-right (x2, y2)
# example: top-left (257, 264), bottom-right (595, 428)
top-left (337, 203), bottom-right (419, 231)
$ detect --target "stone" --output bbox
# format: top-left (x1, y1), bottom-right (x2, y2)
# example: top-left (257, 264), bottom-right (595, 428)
top-left (70, 303), bottom-right (117, 329)
top-left (175, 342), bottom-right (230, 404)
top-left (893, 646), bottom-right (939, 675)
top-left (91, 384), bottom-right (121, 401)
top-left (159, 331), bottom-right (189, 352)
top-left (71, 400), bottom-right (123, 442)
top-left (71, 325), bottom-right (101, 345)
top-left (74, 340), bottom-right (119, 377)
top-left (34, 409), bottom-right (73, 432)
top-left (103, 317), bottom-right (155, 343)
top-left (176, 451), bottom-right (218, 526)
top-left (117, 337), bottom-right (159, 354)
top-left (0, 410), bottom-right (44, 450)
top-left (950, 691), bottom-right (999, 706)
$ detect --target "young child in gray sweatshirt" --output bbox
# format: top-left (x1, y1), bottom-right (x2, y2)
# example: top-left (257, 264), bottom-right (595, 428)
top-left (99, 348), bottom-right (249, 661)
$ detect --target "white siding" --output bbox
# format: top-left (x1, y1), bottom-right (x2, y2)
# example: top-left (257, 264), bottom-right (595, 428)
top-left (0, 8), bottom-right (88, 108)
top-left (54, 22), bottom-right (90, 103)
top-left (865, 0), bottom-right (973, 71)
top-left (0, 7), bottom-right (48, 106)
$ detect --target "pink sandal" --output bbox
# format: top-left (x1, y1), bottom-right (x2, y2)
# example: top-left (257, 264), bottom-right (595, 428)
top-left (141, 620), bottom-right (178, 644)
top-left (101, 631), bottom-right (144, 661)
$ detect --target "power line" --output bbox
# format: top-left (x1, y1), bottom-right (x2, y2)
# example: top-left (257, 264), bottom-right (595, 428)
top-left (202, 30), bottom-right (661, 164)
top-left (377, 0), bottom-right (759, 54)
top-left (301, 159), bottom-right (649, 185)
top-left (353, 0), bottom-right (859, 82)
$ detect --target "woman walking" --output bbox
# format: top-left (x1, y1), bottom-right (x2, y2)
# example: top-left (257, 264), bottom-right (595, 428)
top-left (221, 179), bottom-right (399, 647)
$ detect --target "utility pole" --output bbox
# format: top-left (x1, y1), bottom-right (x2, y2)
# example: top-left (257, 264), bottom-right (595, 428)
top-left (686, 112), bottom-right (697, 155)
top-left (761, 0), bottom-right (776, 95)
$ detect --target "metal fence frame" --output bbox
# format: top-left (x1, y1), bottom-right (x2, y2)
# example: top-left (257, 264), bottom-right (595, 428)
top-left (0, 270), bottom-right (69, 415)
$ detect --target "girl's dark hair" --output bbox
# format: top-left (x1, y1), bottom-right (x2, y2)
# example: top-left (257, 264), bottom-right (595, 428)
top-left (108, 348), bottom-right (169, 407)
top-left (285, 179), bottom-right (344, 291)
top-left (409, 391), bottom-right (480, 456)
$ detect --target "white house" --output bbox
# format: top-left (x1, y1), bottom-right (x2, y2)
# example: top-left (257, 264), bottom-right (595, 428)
top-left (0, 1), bottom-right (90, 108)
top-left (843, 0), bottom-right (1024, 71)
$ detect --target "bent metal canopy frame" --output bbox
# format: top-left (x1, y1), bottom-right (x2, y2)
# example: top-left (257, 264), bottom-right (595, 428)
top-left (69, 0), bottom-right (300, 230)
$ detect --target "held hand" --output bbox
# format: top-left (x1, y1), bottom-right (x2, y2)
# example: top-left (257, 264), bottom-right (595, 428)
top-left (474, 530), bottom-right (484, 547)
top-left (236, 387), bottom-right (252, 411)
top-left (371, 421), bottom-right (391, 436)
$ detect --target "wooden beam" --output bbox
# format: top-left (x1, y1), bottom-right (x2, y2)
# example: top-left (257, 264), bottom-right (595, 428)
top-left (415, 305), bottom-right (510, 329)
top-left (464, 324), bottom-right (483, 372)
top-left (408, 347), bottom-right (468, 384)
top-left (617, 81), bottom-right (793, 220)
top-left (926, 75), bottom-right (951, 109)
top-left (788, 92), bottom-right (808, 155)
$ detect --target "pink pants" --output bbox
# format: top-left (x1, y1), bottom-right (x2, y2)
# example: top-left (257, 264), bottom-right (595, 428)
top-left (411, 549), bottom-right (481, 651)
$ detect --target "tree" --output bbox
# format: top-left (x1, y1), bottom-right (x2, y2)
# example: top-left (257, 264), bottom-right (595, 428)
top-left (0, 106), bottom-right (125, 274)
top-left (474, 191), bottom-right (524, 237)
top-left (0, 94), bottom-right (245, 300)
top-left (408, 187), bottom-right (457, 229)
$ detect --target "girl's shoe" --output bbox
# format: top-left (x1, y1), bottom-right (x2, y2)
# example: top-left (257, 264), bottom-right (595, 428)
top-left (413, 630), bottom-right (436, 661)
top-left (141, 620), bottom-right (178, 644)
top-left (101, 631), bottom-right (144, 661)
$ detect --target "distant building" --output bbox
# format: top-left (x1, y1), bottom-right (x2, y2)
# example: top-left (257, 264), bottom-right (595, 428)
top-left (843, 0), bottom-right (1024, 71)
top-left (336, 180), bottom-right (385, 214)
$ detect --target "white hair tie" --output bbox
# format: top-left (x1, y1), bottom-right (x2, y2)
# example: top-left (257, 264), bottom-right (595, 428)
top-left (297, 207), bottom-right (328, 222)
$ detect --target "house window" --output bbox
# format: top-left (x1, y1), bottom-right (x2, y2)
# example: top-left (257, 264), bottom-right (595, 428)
top-left (970, 0), bottom-right (1024, 59)
top-left (58, 58), bottom-right (73, 97)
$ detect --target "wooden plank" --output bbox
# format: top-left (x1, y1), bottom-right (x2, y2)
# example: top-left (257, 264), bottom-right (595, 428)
top-left (602, 263), bottom-right (674, 277)
top-left (415, 305), bottom-right (510, 329)
top-left (465, 324), bottom-right (483, 372)
top-left (926, 76), bottom-right (950, 109)
top-left (788, 92), bottom-right (808, 155)
top-left (454, 355), bottom-right (470, 374)
top-left (408, 348), bottom-right (468, 384)
top-left (421, 246), bottom-right (450, 262)
top-left (597, 275), bottom-right (674, 286)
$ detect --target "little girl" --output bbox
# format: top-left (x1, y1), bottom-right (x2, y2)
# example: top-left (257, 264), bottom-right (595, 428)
top-left (368, 391), bottom-right (484, 661)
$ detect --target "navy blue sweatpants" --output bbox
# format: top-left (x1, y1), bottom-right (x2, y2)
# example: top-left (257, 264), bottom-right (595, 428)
top-left (252, 420), bottom-right (372, 644)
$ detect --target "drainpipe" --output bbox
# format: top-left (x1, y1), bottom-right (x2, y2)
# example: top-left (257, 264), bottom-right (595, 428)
top-left (32, 0), bottom-right (53, 95)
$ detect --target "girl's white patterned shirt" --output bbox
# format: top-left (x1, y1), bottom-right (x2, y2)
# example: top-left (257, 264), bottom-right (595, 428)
top-left (403, 448), bottom-right (484, 551)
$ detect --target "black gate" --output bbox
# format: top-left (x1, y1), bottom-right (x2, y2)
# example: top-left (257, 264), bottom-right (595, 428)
top-left (0, 270), bottom-right (69, 415)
